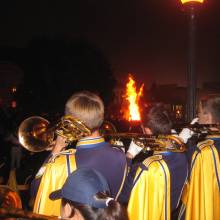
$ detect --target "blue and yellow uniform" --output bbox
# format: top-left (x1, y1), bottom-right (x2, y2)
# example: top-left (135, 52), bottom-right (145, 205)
top-left (206, 133), bottom-right (220, 156)
top-left (180, 135), bottom-right (220, 220)
top-left (75, 137), bottom-right (128, 199)
top-left (33, 149), bottom-right (76, 215)
top-left (32, 136), bottom-right (127, 216)
top-left (127, 151), bottom-right (188, 220)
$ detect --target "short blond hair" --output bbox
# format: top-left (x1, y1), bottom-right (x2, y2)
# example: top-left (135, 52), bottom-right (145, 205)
top-left (65, 91), bottom-right (104, 130)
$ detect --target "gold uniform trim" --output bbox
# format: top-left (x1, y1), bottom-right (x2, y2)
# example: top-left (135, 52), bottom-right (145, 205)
top-left (142, 155), bottom-right (163, 168)
top-left (76, 137), bottom-right (105, 146)
top-left (197, 139), bottom-right (214, 150)
top-left (50, 149), bottom-right (76, 163)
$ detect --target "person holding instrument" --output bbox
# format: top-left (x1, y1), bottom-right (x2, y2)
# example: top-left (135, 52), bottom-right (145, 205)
top-left (119, 104), bottom-right (188, 220)
top-left (31, 91), bottom-right (128, 216)
top-left (179, 94), bottom-right (220, 220)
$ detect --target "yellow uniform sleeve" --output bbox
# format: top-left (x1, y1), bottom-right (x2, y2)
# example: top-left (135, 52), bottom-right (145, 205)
top-left (127, 155), bottom-right (170, 220)
top-left (181, 140), bottom-right (220, 220)
top-left (33, 151), bottom-right (77, 216)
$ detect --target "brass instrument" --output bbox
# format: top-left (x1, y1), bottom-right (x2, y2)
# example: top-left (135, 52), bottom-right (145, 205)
top-left (174, 123), bottom-right (220, 141)
top-left (18, 115), bottom-right (91, 152)
top-left (134, 135), bottom-right (186, 153)
top-left (190, 123), bottom-right (220, 134)
top-left (99, 120), bottom-right (185, 152)
top-left (100, 120), bottom-right (117, 135)
top-left (106, 133), bottom-right (186, 153)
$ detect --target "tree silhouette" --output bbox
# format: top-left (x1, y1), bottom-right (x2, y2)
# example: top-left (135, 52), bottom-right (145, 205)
top-left (17, 36), bottom-right (115, 117)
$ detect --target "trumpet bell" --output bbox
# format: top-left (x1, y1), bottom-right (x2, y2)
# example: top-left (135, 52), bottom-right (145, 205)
top-left (100, 121), bottom-right (117, 135)
top-left (18, 116), bottom-right (54, 152)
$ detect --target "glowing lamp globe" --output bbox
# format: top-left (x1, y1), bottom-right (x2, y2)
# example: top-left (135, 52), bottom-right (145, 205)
top-left (181, 0), bottom-right (204, 4)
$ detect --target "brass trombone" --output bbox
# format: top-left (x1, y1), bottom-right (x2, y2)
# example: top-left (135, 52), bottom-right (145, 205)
top-left (18, 115), bottom-right (91, 152)
top-left (105, 132), bottom-right (186, 153)
top-left (100, 120), bottom-right (186, 152)
top-left (18, 116), bottom-right (186, 153)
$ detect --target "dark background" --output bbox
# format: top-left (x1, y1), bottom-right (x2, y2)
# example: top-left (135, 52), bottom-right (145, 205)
top-left (0, 0), bottom-right (219, 88)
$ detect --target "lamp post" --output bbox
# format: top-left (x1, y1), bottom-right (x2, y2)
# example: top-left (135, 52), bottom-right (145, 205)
top-left (180, 0), bottom-right (204, 122)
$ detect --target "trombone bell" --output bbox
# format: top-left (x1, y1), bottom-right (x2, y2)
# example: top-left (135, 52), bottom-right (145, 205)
top-left (18, 115), bottom-right (92, 152)
top-left (18, 116), bottom-right (54, 152)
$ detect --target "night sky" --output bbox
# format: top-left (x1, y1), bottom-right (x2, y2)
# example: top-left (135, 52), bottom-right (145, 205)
top-left (0, 0), bottom-right (219, 88)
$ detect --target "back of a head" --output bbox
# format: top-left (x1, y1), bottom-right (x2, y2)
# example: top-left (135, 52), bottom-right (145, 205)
top-left (66, 199), bottom-right (128, 220)
top-left (65, 91), bottom-right (104, 131)
top-left (200, 94), bottom-right (220, 123)
top-left (142, 104), bottom-right (172, 136)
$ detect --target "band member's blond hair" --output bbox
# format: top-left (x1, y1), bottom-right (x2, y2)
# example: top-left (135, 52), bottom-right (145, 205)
top-left (65, 91), bottom-right (104, 131)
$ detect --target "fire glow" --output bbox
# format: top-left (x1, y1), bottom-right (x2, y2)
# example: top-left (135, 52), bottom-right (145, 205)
top-left (125, 75), bottom-right (144, 121)
top-left (181, 0), bottom-right (204, 4)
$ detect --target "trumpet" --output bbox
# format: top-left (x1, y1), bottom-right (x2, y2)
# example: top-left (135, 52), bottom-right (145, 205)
top-left (18, 115), bottom-right (91, 152)
top-left (134, 135), bottom-right (186, 153)
top-left (174, 123), bottom-right (220, 141)
top-left (190, 123), bottom-right (220, 134)
top-left (100, 120), bottom-right (186, 152)
top-left (105, 133), bottom-right (186, 153)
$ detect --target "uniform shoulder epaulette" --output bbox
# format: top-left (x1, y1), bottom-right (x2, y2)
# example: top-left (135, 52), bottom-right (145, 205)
top-left (142, 155), bottom-right (163, 169)
top-left (197, 139), bottom-right (214, 150)
top-left (50, 149), bottom-right (76, 163)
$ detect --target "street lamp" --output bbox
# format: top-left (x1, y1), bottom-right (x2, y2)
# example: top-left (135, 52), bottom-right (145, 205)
top-left (180, 0), bottom-right (204, 122)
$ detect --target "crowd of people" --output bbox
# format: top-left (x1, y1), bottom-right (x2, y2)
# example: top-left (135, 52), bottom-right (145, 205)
top-left (1, 91), bottom-right (220, 220)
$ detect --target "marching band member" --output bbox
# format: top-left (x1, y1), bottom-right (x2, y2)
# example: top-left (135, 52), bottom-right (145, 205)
top-left (121, 105), bottom-right (188, 220)
top-left (179, 94), bottom-right (220, 220)
top-left (49, 168), bottom-right (128, 220)
top-left (32, 91), bottom-right (128, 216)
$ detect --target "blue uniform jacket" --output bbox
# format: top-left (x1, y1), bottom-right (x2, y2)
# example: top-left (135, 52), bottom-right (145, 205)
top-left (75, 137), bottom-right (127, 198)
top-left (119, 151), bottom-right (188, 212)
top-left (31, 137), bottom-right (128, 199)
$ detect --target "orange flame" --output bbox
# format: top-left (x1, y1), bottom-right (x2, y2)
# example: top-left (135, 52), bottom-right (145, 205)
top-left (181, 0), bottom-right (204, 4)
top-left (125, 74), bottom-right (144, 121)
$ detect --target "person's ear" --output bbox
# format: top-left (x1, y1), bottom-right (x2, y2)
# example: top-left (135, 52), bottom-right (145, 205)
top-left (203, 111), bottom-right (212, 124)
top-left (208, 112), bottom-right (214, 124)
top-left (199, 107), bottom-right (211, 124)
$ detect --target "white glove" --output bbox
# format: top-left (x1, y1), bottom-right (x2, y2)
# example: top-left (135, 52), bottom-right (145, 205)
top-left (190, 117), bottom-right (199, 125)
top-left (127, 140), bottom-right (143, 158)
top-left (171, 129), bottom-right (177, 134)
top-left (178, 128), bottom-right (194, 144)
